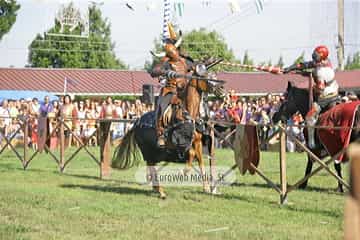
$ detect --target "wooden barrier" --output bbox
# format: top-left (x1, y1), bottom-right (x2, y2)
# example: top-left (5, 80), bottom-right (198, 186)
top-left (0, 117), bottom-right (27, 167)
top-left (345, 143), bottom-right (360, 240)
top-left (0, 116), bottom-right (135, 179)
top-left (213, 123), bottom-right (287, 204)
top-left (0, 116), bottom-right (355, 204)
top-left (210, 120), bottom-right (355, 204)
top-left (99, 121), bottom-right (111, 179)
top-left (279, 127), bottom-right (287, 204)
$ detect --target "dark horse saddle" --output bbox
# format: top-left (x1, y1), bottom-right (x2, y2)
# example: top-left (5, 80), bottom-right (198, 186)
top-left (136, 109), bottom-right (195, 155)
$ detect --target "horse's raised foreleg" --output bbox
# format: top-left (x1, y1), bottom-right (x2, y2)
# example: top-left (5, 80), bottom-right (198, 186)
top-left (194, 131), bottom-right (210, 193)
top-left (147, 163), bottom-right (167, 199)
top-left (334, 162), bottom-right (344, 193)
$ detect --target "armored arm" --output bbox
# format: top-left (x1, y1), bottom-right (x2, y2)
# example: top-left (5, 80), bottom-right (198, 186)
top-left (283, 61), bottom-right (315, 74)
top-left (149, 61), bottom-right (172, 78)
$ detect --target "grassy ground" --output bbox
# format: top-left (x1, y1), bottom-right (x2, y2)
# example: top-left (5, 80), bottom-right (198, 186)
top-left (0, 147), bottom-right (348, 240)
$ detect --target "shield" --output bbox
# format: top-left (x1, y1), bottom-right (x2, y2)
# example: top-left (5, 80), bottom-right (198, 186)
top-left (233, 124), bottom-right (260, 175)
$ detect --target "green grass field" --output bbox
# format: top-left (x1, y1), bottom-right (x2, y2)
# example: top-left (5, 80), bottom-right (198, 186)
top-left (0, 147), bottom-right (348, 240)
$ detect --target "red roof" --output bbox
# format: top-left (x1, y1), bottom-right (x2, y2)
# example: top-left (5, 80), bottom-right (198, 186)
top-left (0, 68), bottom-right (158, 95)
top-left (0, 67), bottom-right (359, 96)
top-left (217, 70), bottom-right (360, 95)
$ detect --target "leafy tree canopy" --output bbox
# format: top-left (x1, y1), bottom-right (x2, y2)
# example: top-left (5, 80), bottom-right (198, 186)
top-left (345, 52), bottom-right (360, 70)
top-left (276, 55), bottom-right (284, 68)
top-left (0, 0), bottom-right (20, 41)
top-left (293, 51), bottom-right (305, 65)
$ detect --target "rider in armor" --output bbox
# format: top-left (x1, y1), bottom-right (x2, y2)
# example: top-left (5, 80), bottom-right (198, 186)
top-left (149, 23), bottom-right (191, 147)
top-left (284, 45), bottom-right (340, 148)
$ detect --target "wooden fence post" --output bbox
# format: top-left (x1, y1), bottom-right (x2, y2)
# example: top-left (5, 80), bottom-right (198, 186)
top-left (59, 119), bottom-right (65, 172)
top-left (23, 118), bottom-right (28, 169)
top-left (345, 143), bottom-right (360, 240)
top-left (209, 123), bottom-right (217, 193)
top-left (100, 121), bottom-right (111, 179)
top-left (279, 125), bottom-right (287, 204)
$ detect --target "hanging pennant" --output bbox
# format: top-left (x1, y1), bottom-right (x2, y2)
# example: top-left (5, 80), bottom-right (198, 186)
top-left (202, 1), bottom-right (211, 8)
top-left (228, 0), bottom-right (240, 14)
top-left (173, 1), bottom-right (185, 17)
top-left (125, 2), bottom-right (135, 11)
top-left (146, 1), bottom-right (157, 11)
top-left (254, 0), bottom-right (265, 14)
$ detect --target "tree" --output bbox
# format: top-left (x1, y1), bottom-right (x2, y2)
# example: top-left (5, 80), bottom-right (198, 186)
top-left (242, 50), bottom-right (253, 65)
top-left (145, 28), bottom-right (239, 72)
top-left (345, 52), bottom-right (360, 70)
top-left (293, 51), bottom-right (305, 65)
top-left (276, 55), bottom-right (284, 68)
top-left (28, 3), bottom-right (126, 69)
top-left (267, 59), bottom-right (272, 66)
top-left (0, 0), bottom-right (20, 41)
top-left (240, 50), bottom-right (256, 72)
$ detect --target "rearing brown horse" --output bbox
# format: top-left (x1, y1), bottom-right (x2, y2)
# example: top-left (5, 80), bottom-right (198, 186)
top-left (112, 63), bottom-right (224, 198)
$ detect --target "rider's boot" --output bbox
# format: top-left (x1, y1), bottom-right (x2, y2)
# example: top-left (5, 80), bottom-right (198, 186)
top-left (156, 121), bottom-right (166, 147)
top-left (306, 102), bottom-right (321, 149)
top-left (157, 135), bottom-right (166, 147)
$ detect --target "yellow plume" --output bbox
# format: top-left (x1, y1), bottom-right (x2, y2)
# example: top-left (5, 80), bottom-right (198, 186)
top-left (167, 22), bottom-right (177, 40)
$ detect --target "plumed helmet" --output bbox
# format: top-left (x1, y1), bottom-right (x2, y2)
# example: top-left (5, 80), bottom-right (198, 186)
top-left (164, 43), bottom-right (179, 58)
top-left (312, 45), bottom-right (329, 62)
top-left (150, 22), bottom-right (182, 58)
top-left (167, 22), bottom-right (177, 41)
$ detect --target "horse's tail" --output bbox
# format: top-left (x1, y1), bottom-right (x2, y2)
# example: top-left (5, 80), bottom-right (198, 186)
top-left (111, 128), bottom-right (142, 170)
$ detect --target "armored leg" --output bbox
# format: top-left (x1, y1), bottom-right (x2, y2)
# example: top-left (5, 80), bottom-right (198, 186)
top-left (306, 103), bottom-right (321, 149)
top-left (155, 93), bottom-right (173, 147)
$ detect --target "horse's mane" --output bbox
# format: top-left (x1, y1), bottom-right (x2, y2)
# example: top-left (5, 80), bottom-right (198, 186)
top-left (287, 82), bottom-right (310, 117)
top-left (288, 84), bottom-right (309, 97)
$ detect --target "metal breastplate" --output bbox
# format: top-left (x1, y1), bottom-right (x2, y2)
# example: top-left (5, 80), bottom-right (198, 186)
top-left (168, 59), bottom-right (187, 87)
top-left (313, 66), bottom-right (338, 100)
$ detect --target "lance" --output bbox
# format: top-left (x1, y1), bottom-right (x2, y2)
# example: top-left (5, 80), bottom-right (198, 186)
top-left (219, 61), bottom-right (283, 74)
top-left (164, 71), bottom-right (226, 83)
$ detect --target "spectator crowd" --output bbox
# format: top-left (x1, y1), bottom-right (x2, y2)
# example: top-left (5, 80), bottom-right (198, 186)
top-left (0, 95), bottom-right (154, 150)
top-left (0, 90), bottom-right (358, 152)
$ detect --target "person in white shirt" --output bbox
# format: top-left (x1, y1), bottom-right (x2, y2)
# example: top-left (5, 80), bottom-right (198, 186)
top-left (0, 100), bottom-right (10, 146)
top-left (112, 100), bottom-right (125, 141)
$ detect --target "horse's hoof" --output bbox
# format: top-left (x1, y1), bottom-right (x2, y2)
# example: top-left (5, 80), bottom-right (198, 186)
top-left (181, 168), bottom-right (191, 176)
top-left (203, 185), bottom-right (211, 193)
top-left (299, 183), bottom-right (307, 190)
top-left (159, 192), bottom-right (167, 199)
top-left (211, 187), bottom-right (222, 195)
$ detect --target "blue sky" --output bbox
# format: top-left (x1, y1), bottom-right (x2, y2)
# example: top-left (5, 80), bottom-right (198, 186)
top-left (0, 0), bottom-right (359, 69)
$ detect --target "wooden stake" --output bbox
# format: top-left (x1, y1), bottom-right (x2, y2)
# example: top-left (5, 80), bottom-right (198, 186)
top-left (278, 125), bottom-right (350, 189)
top-left (345, 143), bottom-right (360, 240)
top-left (100, 122), bottom-right (111, 179)
top-left (279, 126), bottom-right (287, 204)
top-left (23, 119), bottom-right (28, 169)
top-left (59, 119), bottom-right (65, 172)
top-left (209, 124), bottom-right (217, 192)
